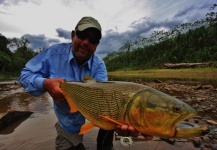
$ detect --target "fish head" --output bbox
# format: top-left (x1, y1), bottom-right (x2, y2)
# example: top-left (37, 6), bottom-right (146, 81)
top-left (126, 88), bottom-right (201, 138)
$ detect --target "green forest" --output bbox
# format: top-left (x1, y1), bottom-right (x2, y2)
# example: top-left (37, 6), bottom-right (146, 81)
top-left (0, 35), bottom-right (37, 76)
top-left (103, 4), bottom-right (217, 71)
top-left (0, 4), bottom-right (216, 76)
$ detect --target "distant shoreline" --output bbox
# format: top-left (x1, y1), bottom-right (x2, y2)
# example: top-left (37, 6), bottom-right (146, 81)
top-left (108, 67), bottom-right (217, 79)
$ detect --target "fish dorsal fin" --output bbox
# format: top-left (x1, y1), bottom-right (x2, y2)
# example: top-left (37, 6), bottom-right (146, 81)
top-left (83, 76), bottom-right (96, 83)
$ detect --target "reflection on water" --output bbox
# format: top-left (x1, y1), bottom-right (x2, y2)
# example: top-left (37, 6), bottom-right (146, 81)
top-left (0, 91), bottom-right (58, 150)
top-left (0, 90), bottom-right (54, 135)
top-left (0, 113), bottom-right (32, 135)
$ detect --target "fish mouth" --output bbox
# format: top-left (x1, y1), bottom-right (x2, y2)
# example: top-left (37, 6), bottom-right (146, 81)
top-left (174, 121), bottom-right (202, 138)
top-left (173, 104), bottom-right (201, 138)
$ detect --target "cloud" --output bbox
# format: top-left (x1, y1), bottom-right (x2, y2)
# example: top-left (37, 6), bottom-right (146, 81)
top-left (174, 2), bottom-right (213, 23)
top-left (23, 0), bottom-right (213, 58)
top-left (174, 6), bottom-right (196, 19)
top-left (23, 34), bottom-right (60, 50)
top-left (0, 0), bottom-right (40, 6)
top-left (56, 28), bottom-right (71, 39)
top-left (0, 10), bottom-right (10, 14)
top-left (96, 17), bottom-right (180, 56)
top-left (95, 0), bottom-right (214, 58)
top-left (0, 18), bottom-right (23, 34)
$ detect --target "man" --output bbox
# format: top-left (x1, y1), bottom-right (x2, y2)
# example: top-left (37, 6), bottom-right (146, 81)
top-left (19, 16), bottom-right (152, 150)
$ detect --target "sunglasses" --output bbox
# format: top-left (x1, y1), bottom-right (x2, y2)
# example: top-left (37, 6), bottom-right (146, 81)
top-left (76, 29), bottom-right (101, 45)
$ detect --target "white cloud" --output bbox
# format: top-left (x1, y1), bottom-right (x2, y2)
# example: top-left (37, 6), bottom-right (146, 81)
top-left (1, 0), bottom-right (152, 37)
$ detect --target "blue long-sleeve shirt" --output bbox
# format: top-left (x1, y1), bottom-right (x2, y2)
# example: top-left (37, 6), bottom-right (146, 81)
top-left (18, 43), bottom-right (108, 133)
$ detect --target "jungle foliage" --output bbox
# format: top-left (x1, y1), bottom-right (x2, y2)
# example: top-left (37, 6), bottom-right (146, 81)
top-left (103, 4), bottom-right (217, 71)
top-left (0, 35), bottom-right (38, 75)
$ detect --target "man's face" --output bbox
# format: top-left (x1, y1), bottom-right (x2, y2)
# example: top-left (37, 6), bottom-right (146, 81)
top-left (72, 28), bottom-right (101, 63)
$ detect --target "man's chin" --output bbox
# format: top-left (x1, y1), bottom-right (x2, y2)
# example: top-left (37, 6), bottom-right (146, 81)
top-left (75, 52), bottom-right (90, 61)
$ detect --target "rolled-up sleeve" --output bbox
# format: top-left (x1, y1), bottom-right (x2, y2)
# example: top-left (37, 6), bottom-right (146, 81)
top-left (18, 49), bottom-right (49, 96)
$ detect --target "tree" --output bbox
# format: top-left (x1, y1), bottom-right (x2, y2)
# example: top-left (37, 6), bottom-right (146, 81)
top-left (0, 34), bottom-right (12, 72)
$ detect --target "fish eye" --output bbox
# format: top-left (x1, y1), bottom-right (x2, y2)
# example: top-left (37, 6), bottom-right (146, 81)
top-left (173, 105), bottom-right (182, 113)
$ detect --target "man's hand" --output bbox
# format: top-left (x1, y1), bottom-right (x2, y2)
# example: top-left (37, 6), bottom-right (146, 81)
top-left (43, 78), bottom-right (65, 103)
top-left (115, 125), bottom-right (153, 140)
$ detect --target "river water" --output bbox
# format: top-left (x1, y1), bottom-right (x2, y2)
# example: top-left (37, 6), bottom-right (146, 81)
top-left (0, 76), bottom-right (214, 150)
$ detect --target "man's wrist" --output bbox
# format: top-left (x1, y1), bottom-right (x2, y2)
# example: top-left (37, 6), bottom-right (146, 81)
top-left (43, 78), bottom-right (50, 91)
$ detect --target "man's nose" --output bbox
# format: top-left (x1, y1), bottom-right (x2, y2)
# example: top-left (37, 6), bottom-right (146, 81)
top-left (82, 38), bottom-right (91, 45)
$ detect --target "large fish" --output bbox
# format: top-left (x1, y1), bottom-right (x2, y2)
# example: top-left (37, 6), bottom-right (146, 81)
top-left (60, 76), bottom-right (201, 138)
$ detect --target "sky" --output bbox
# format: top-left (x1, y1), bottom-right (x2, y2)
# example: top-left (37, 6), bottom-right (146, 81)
top-left (0, 0), bottom-right (216, 58)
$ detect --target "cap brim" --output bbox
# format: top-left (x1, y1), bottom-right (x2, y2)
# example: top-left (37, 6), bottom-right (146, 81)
top-left (77, 24), bottom-right (101, 32)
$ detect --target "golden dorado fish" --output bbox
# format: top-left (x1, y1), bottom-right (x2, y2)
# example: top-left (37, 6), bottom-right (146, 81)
top-left (60, 76), bottom-right (201, 138)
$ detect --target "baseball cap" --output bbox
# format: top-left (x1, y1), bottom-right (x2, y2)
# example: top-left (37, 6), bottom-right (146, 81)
top-left (75, 16), bottom-right (102, 32)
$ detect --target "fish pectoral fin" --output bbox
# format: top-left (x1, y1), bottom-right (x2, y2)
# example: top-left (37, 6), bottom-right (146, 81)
top-left (62, 92), bottom-right (78, 113)
top-left (79, 122), bottom-right (95, 135)
top-left (101, 115), bottom-right (125, 126)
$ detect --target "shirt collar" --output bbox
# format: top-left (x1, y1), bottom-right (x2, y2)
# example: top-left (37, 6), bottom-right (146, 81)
top-left (68, 45), bottom-right (74, 63)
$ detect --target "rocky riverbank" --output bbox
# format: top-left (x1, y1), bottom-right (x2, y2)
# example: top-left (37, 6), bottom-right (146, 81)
top-left (136, 79), bottom-right (217, 150)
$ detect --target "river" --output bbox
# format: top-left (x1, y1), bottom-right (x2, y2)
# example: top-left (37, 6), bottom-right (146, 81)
top-left (1, 76), bottom-right (216, 150)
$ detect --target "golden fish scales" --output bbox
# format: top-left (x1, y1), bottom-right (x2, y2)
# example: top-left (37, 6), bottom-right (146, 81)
top-left (61, 80), bottom-right (145, 130)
